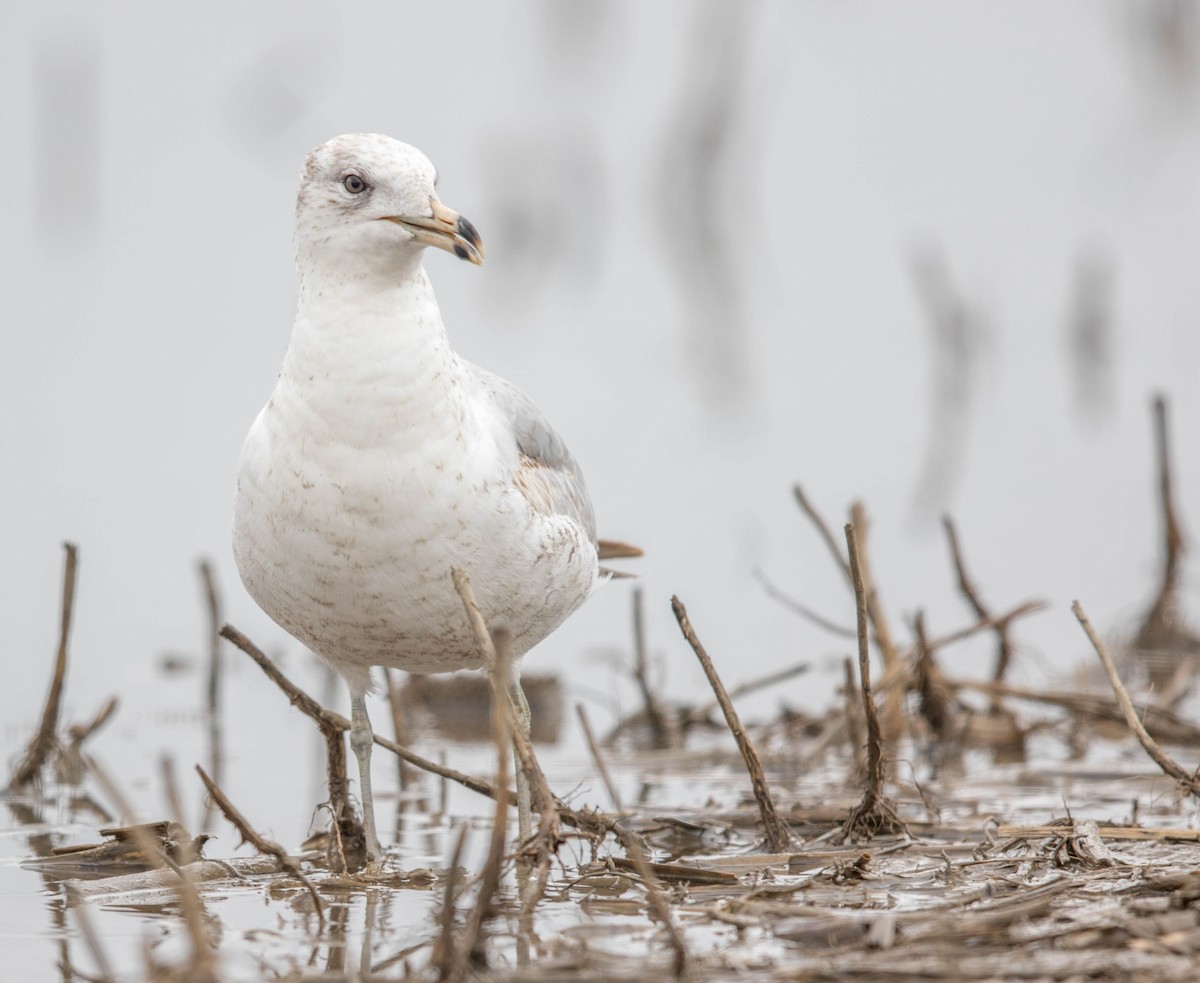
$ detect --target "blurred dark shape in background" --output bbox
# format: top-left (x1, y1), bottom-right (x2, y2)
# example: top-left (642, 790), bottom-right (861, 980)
top-left (34, 27), bottom-right (102, 251)
top-left (656, 0), bottom-right (756, 412)
top-left (908, 246), bottom-right (987, 528)
top-left (1066, 247), bottom-right (1116, 426)
top-left (224, 40), bottom-right (331, 164)
top-left (1124, 0), bottom-right (1200, 108)
top-left (480, 2), bottom-right (611, 317)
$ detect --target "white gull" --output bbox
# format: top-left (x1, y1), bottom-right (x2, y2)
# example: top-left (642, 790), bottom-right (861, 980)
top-left (232, 133), bottom-right (636, 859)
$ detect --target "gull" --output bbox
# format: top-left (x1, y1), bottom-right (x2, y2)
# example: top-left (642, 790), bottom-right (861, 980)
top-left (232, 133), bottom-right (637, 860)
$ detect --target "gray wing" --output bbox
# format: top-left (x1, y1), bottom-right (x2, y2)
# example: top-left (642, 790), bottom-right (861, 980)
top-left (465, 362), bottom-right (598, 544)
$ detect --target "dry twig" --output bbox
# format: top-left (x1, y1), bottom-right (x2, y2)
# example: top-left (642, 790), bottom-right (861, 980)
top-left (942, 517), bottom-right (1025, 706)
top-left (631, 587), bottom-right (678, 749)
top-left (841, 523), bottom-right (903, 840)
top-left (576, 703), bottom-right (623, 812)
top-left (88, 758), bottom-right (217, 982)
top-left (1073, 601), bottom-right (1200, 797)
top-left (198, 559), bottom-right (223, 834)
top-left (195, 765), bottom-right (325, 925)
top-left (614, 823), bottom-right (689, 976)
top-left (671, 595), bottom-right (793, 852)
top-left (449, 567), bottom-right (513, 977)
top-left (849, 503), bottom-right (903, 739)
top-left (10, 542), bottom-right (78, 789)
top-left (1133, 395), bottom-right (1200, 679)
top-left (220, 624), bottom-right (365, 871)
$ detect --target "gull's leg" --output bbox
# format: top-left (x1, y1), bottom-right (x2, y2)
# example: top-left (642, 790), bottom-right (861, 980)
top-left (349, 693), bottom-right (384, 861)
top-left (508, 668), bottom-right (533, 845)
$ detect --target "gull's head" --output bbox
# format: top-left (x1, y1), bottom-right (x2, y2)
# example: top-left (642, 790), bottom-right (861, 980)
top-left (294, 133), bottom-right (484, 276)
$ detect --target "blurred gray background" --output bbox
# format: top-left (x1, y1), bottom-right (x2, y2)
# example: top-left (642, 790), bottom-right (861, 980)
top-left (5, 1), bottom-right (1200, 827)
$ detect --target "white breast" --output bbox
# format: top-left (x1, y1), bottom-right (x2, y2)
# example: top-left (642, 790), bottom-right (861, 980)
top-left (232, 270), bottom-right (598, 691)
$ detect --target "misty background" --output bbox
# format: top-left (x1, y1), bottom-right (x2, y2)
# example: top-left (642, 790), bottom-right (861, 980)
top-left (5, 1), bottom-right (1200, 844)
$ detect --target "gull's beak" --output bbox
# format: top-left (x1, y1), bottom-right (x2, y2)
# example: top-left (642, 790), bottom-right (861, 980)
top-left (382, 197), bottom-right (485, 265)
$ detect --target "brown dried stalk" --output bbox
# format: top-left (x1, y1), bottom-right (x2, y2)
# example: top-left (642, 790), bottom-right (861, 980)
top-left (632, 587), bottom-right (678, 749)
top-left (449, 567), bottom-right (512, 977)
top-left (792, 484), bottom-right (852, 586)
top-left (223, 624), bottom-right (610, 840)
top-left (671, 596), bottom-right (793, 852)
top-left (848, 502), bottom-right (903, 739)
top-left (219, 624), bottom-right (364, 872)
top-left (1073, 601), bottom-right (1200, 797)
top-left (576, 702), bottom-right (623, 812)
top-left (88, 757), bottom-right (217, 981)
top-left (10, 542), bottom-right (78, 789)
top-left (195, 764), bottom-right (325, 925)
top-left (198, 559), bottom-right (223, 834)
top-left (943, 517), bottom-right (1020, 705)
top-left (841, 523), bottom-right (903, 840)
top-left (614, 824), bottom-right (689, 976)
top-left (433, 822), bottom-right (470, 980)
top-left (1134, 394), bottom-right (1199, 666)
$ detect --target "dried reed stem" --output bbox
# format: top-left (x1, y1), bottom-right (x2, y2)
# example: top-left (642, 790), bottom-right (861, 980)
top-left (943, 517), bottom-right (1018, 704)
top-left (88, 757), bottom-right (216, 979)
top-left (842, 523), bottom-right (903, 839)
top-left (576, 702), bottom-right (623, 812)
top-left (195, 764), bottom-right (325, 925)
top-left (433, 822), bottom-right (470, 980)
top-left (10, 542), bottom-right (78, 789)
top-left (219, 624), bottom-right (362, 871)
top-left (1073, 601), bottom-right (1200, 797)
top-left (1135, 394), bottom-right (1189, 653)
top-left (451, 567), bottom-right (512, 976)
top-left (632, 587), bottom-right (676, 749)
top-left (671, 595), bottom-right (793, 852)
top-left (848, 503), bottom-right (903, 739)
top-left (198, 559), bottom-right (223, 833)
top-left (792, 484), bottom-right (852, 586)
top-left (614, 824), bottom-right (689, 976)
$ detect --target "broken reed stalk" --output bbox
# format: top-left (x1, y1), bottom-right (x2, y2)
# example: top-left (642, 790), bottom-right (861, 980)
top-left (195, 764), bottom-right (325, 927)
top-left (632, 586), bottom-right (676, 749)
top-left (1135, 394), bottom-right (1188, 652)
top-left (434, 822), bottom-right (471, 981)
top-left (462, 648), bottom-right (511, 974)
top-left (64, 884), bottom-right (117, 983)
top-left (942, 517), bottom-right (1015, 707)
top-left (670, 595), bottom-right (793, 852)
top-left (10, 542), bottom-right (79, 790)
top-left (687, 661), bottom-right (811, 726)
top-left (792, 484), bottom-right (853, 587)
top-left (1072, 601), bottom-right (1200, 797)
top-left (451, 568), bottom-right (561, 939)
top-left (576, 702), bottom-right (623, 812)
top-left (219, 624), bottom-right (363, 871)
top-left (614, 824), bottom-right (689, 976)
top-left (924, 600), bottom-right (1046, 652)
top-left (198, 559), bottom-right (223, 834)
top-left (87, 757), bottom-right (216, 980)
top-left (848, 503), bottom-right (903, 739)
top-left (449, 567), bottom-right (511, 976)
top-left (384, 669), bottom-right (415, 792)
top-left (842, 657), bottom-right (866, 777)
top-left (949, 676), bottom-right (1200, 744)
top-left (752, 566), bottom-right (856, 638)
top-left (842, 522), bottom-right (902, 839)
top-left (912, 611), bottom-right (951, 743)
top-left (221, 624), bottom-right (610, 838)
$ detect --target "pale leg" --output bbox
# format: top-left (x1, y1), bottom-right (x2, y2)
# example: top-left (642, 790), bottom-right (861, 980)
top-left (508, 671), bottom-right (533, 845)
top-left (350, 693), bottom-right (384, 860)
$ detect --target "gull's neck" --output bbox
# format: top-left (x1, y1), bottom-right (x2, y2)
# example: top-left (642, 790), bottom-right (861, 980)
top-left (281, 256), bottom-right (469, 445)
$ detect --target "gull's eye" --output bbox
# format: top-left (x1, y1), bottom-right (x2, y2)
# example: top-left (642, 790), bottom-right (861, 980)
top-left (342, 173), bottom-right (368, 195)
